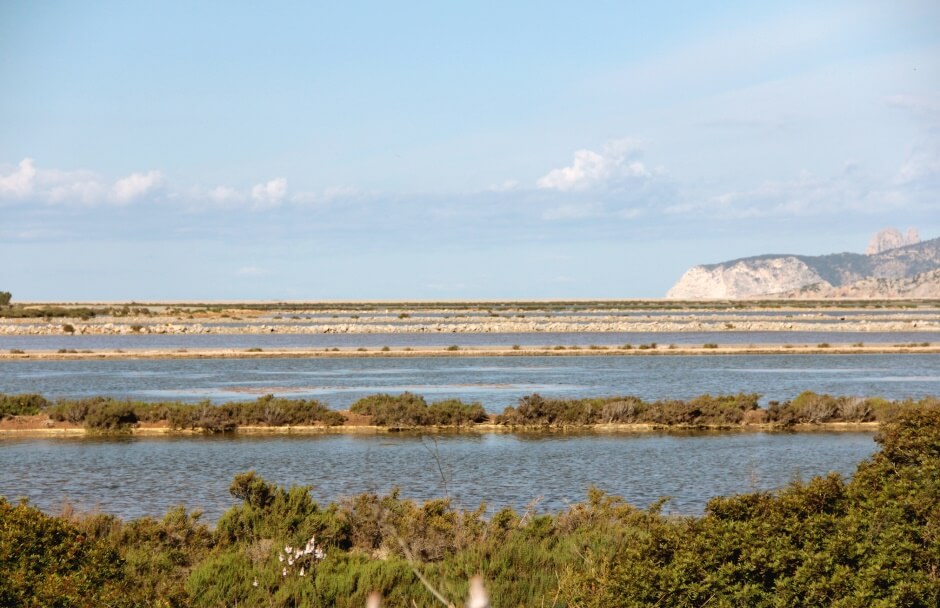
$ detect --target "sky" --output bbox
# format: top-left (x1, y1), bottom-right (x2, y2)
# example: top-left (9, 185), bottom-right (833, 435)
top-left (1, 0), bottom-right (939, 300)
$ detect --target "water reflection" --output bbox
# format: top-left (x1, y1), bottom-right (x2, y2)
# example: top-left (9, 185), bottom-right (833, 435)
top-left (1, 354), bottom-right (937, 409)
top-left (0, 431), bottom-right (877, 521)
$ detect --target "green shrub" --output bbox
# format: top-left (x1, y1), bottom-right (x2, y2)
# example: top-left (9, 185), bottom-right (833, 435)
top-left (350, 393), bottom-right (485, 426)
top-left (83, 402), bottom-right (139, 431)
top-left (4, 412), bottom-right (940, 606)
top-left (0, 393), bottom-right (49, 418)
top-left (0, 498), bottom-right (129, 607)
top-left (498, 393), bottom-right (761, 426)
top-left (559, 409), bottom-right (940, 606)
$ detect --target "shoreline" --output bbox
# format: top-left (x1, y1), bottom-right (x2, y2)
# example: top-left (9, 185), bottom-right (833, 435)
top-left (1, 343), bottom-right (938, 360)
top-left (0, 418), bottom-right (881, 437)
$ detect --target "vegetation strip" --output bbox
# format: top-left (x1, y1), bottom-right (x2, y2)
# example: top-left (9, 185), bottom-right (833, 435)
top-left (1, 391), bottom-right (937, 434)
top-left (2, 343), bottom-right (940, 361)
top-left (1, 410), bottom-right (938, 606)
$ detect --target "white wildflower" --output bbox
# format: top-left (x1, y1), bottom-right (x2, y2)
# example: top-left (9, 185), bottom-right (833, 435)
top-left (282, 567), bottom-right (287, 577)
top-left (299, 567), bottom-right (305, 577)
top-left (278, 554), bottom-right (284, 563)
top-left (467, 575), bottom-right (490, 608)
top-left (252, 579), bottom-right (259, 588)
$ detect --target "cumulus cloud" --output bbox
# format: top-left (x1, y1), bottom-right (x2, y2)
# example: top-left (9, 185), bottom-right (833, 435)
top-left (0, 158), bottom-right (37, 198)
top-left (251, 177), bottom-right (287, 207)
top-left (207, 185), bottom-right (245, 204)
top-left (1, 158), bottom-right (159, 206)
top-left (112, 170), bottom-right (164, 203)
top-left (537, 139), bottom-right (650, 191)
top-left (47, 174), bottom-right (105, 204)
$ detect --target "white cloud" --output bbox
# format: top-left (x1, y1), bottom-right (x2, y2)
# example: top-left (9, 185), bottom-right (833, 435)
top-left (48, 179), bottom-right (105, 205)
top-left (251, 177), bottom-right (287, 207)
top-left (0, 158), bottom-right (37, 198)
top-left (112, 170), bottom-right (163, 203)
top-left (207, 185), bottom-right (245, 204)
top-left (0, 158), bottom-right (163, 205)
top-left (537, 139), bottom-right (650, 191)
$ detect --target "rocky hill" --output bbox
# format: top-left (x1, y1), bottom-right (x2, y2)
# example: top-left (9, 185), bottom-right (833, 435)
top-left (779, 268), bottom-right (940, 299)
top-left (666, 232), bottom-right (940, 299)
top-left (866, 227), bottom-right (919, 254)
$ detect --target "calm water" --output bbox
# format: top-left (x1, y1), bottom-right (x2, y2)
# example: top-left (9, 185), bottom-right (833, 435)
top-left (1, 330), bottom-right (937, 351)
top-left (1, 354), bottom-right (937, 409)
top-left (0, 431), bottom-right (877, 520)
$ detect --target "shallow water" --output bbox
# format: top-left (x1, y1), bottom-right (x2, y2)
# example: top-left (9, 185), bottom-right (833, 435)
top-left (1, 354), bottom-right (936, 409)
top-left (1, 330), bottom-right (937, 351)
top-left (0, 431), bottom-right (877, 520)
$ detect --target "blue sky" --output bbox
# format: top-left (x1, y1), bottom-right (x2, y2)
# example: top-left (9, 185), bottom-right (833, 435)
top-left (1, 0), bottom-right (938, 300)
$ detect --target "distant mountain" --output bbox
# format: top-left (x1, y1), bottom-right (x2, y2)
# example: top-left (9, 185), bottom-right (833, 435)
top-left (666, 231), bottom-right (940, 299)
top-left (779, 268), bottom-right (940, 299)
top-left (866, 227), bottom-right (919, 255)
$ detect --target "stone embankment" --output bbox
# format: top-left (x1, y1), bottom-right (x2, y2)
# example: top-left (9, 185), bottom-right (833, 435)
top-left (2, 313), bottom-right (940, 335)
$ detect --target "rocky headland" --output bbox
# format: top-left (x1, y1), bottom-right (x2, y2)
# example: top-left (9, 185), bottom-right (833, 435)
top-left (667, 229), bottom-right (940, 299)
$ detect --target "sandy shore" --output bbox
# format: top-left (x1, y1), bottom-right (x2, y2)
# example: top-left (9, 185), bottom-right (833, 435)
top-left (1, 342), bottom-right (938, 361)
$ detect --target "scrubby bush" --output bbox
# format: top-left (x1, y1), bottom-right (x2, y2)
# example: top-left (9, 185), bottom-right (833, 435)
top-left (0, 393), bottom-right (49, 418)
top-left (558, 409), bottom-right (940, 607)
top-left (226, 395), bottom-right (345, 427)
top-left (5, 410), bottom-right (940, 606)
top-left (498, 393), bottom-right (761, 427)
top-left (83, 402), bottom-right (139, 431)
top-left (45, 395), bottom-right (344, 432)
top-left (0, 498), bottom-right (129, 607)
top-left (350, 393), bottom-right (485, 426)
top-left (49, 397), bottom-right (101, 424)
